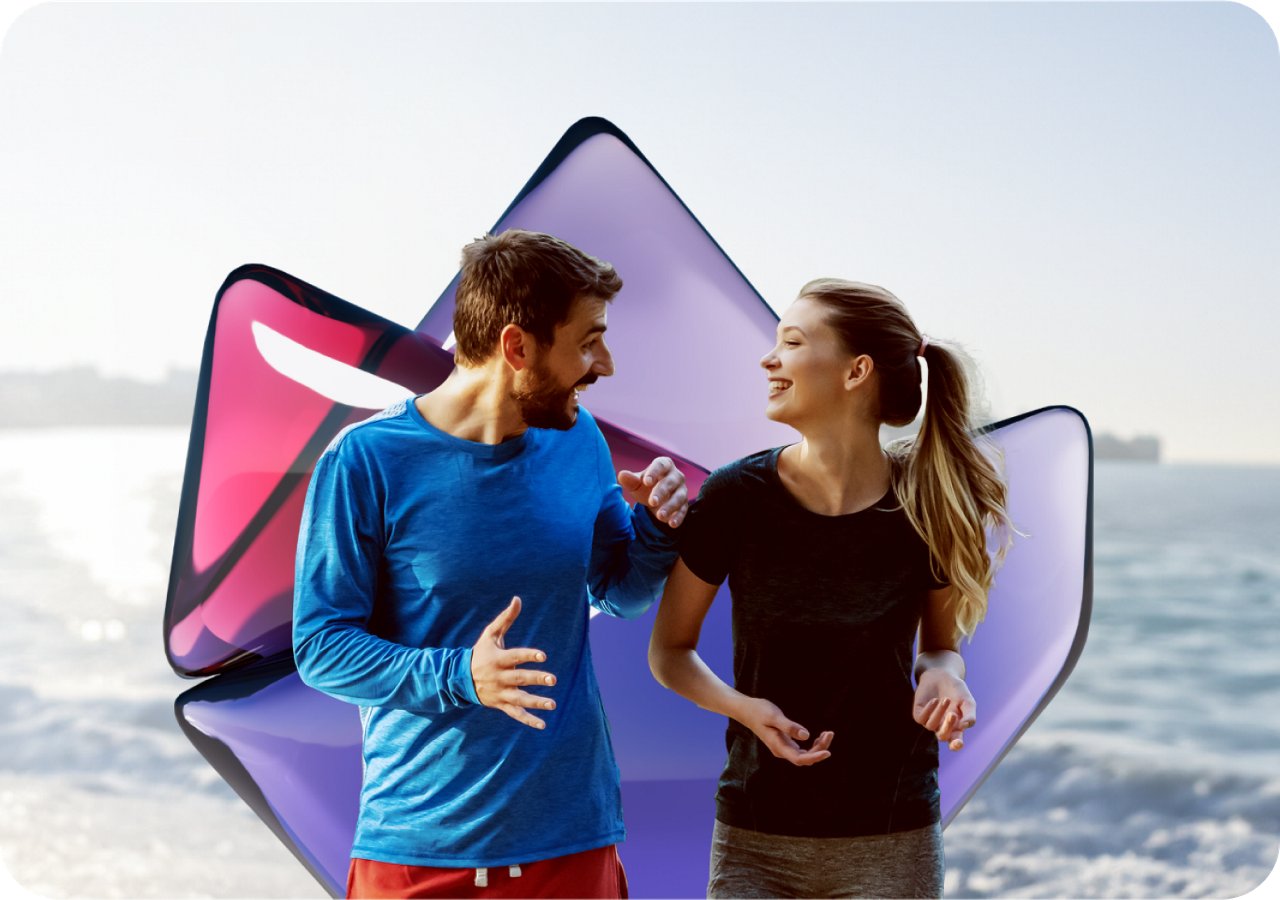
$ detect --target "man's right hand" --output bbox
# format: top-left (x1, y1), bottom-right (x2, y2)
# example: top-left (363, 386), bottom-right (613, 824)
top-left (470, 596), bottom-right (556, 730)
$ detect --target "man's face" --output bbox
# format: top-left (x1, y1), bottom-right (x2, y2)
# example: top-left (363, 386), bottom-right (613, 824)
top-left (512, 295), bottom-right (615, 430)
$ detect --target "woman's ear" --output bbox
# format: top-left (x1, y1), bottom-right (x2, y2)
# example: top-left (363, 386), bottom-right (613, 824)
top-left (845, 353), bottom-right (875, 391)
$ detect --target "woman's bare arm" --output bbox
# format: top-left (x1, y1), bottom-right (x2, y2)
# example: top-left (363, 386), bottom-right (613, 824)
top-left (649, 559), bottom-right (832, 766)
top-left (912, 586), bottom-right (977, 750)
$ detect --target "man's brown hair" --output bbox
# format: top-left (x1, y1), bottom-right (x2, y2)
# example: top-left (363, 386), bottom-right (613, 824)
top-left (452, 229), bottom-right (623, 366)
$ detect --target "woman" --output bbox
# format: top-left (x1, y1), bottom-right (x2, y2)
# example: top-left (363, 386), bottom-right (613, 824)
top-left (648, 279), bottom-right (1012, 899)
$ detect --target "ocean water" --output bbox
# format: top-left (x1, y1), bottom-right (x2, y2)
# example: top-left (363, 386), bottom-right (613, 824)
top-left (0, 427), bottom-right (1277, 898)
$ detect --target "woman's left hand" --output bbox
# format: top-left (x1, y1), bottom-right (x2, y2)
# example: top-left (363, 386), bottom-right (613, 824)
top-left (913, 670), bottom-right (976, 751)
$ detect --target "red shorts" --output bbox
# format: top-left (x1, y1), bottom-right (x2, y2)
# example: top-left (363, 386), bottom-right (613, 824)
top-left (346, 844), bottom-right (628, 899)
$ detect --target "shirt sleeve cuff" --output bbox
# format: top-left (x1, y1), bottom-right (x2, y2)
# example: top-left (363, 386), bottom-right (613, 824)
top-left (633, 502), bottom-right (679, 544)
top-left (446, 646), bottom-right (482, 707)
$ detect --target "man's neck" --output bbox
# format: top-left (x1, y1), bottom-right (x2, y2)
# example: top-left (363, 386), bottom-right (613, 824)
top-left (415, 364), bottom-right (527, 445)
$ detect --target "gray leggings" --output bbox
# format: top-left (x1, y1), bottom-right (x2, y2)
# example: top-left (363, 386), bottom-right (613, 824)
top-left (706, 819), bottom-right (945, 899)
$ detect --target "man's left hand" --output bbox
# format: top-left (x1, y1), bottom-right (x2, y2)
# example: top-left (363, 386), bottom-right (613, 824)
top-left (618, 457), bottom-right (688, 528)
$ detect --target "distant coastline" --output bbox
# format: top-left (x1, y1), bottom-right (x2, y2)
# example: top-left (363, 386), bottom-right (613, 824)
top-left (0, 367), bottom-right (197, 428)
top-left (0, 369), bottom-right (1163, 464)
top-left (885, 420), bottom-right (1162, 463)
top-left (1093, 432), bottom-right (1161, 462)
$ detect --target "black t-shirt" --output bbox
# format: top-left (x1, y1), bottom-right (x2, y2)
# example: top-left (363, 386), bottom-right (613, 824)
top-left (679, 446), bottom-right (947, 837)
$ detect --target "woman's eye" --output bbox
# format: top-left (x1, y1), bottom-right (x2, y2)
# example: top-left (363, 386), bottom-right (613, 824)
top-left (783, 340), bottom-right (800, 347)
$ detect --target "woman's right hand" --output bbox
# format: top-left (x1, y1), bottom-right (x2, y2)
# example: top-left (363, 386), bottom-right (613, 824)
top-left (736, 696), bottom-right (833, 767)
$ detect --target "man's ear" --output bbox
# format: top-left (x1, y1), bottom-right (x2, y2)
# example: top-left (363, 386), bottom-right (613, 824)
top-left (499, 324), bottom-right (533, 372)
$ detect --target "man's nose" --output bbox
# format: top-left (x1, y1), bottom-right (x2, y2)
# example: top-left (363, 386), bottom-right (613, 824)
top-left (594, 340), bottom-right (615, 377)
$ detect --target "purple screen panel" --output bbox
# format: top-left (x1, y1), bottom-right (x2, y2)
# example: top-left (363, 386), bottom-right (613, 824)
top-left (166, 120), bottom-right (1091, 898)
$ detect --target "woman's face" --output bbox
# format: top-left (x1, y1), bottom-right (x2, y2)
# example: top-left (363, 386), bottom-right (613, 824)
top-left (759, 295), bottom-right (866, 427)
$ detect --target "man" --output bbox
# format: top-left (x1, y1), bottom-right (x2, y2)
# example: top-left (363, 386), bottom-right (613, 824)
top-left (293, 229), bottom-right (686, 899)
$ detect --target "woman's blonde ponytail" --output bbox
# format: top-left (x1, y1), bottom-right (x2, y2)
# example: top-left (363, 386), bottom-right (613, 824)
top-left (891, 340), bottom-right (1012, 637)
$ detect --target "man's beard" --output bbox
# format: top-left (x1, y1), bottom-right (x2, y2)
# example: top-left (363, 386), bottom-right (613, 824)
top-left (511, 362), bottom-right (583, 431)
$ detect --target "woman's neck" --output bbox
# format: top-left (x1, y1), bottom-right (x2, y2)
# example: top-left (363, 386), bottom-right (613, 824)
top-left (779, 421), bottom-right (890, 516)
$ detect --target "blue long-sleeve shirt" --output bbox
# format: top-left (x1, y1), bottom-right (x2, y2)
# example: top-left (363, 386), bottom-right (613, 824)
top-left (293, 398), bottom-right (677, 867)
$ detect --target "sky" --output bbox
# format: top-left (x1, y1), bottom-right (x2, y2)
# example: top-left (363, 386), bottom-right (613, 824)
top-left (0, 1), bottom-right (1278, 464)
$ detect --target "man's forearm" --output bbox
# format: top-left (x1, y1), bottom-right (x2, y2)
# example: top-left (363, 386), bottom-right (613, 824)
top-left (587, 505), bottom-right (678, 619)
top-left (293, 622), bottom-right (478, 712)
